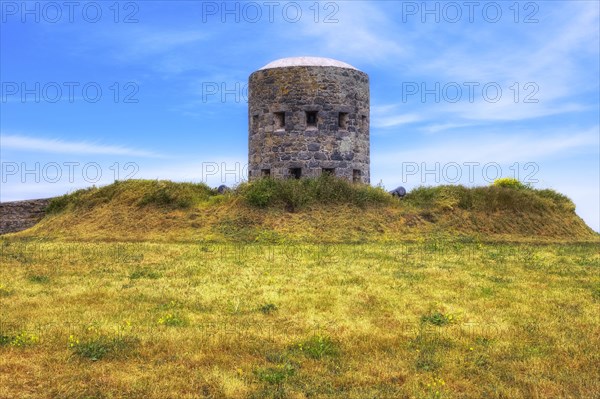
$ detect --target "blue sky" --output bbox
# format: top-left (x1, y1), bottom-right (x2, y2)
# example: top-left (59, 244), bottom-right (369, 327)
top-left (1, 0), bottom-right (599, 231)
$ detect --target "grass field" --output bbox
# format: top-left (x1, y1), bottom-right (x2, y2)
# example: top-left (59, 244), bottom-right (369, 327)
top-left (1, 239), bottom-right (598, 398)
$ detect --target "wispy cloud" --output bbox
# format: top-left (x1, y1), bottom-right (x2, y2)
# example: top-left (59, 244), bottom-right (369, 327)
top-left (410, 2), bottom-right (599, 123)
top-left (1, 134), bottom-right (163, 158)
top-left (292, 2), bottom-right (405, 64)
top-left (370, 103), bottom-right (422, 129)
top-left (372, 113), bottom-right (422, 129)
top-left (419, 122), bottom-right (479, 134)
top-left (375, 127), bottom-right (599, 165)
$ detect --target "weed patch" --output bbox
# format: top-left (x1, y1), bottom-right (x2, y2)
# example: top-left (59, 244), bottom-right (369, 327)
top-left (292, 334), bottom-right (339, 360)
top-left (259, 303), bottom-right (278, 314)
top-left (157, 313), bottom-right (188, 327)
top-left (421, 312), bottom-right (453, 326)
top-left (0, 331), bottom-right (39, 347)
top-left (255, 363), bottom-right (296, 384)
top-left (27, 274), bottom-right (50, 284)
top-left (69, 335), bottom-right (137, 361)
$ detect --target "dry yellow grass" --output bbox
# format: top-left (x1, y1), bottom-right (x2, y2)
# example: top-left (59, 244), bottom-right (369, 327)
top-left (17, 198), bottom-right (597, 244)
top-left (1, 240), bottom-right (598, 398)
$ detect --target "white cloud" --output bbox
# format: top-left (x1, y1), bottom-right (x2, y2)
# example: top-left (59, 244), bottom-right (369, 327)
top-left (1, 134), bottom-right (163, 158)
top-left (375, 127), bottom-right (599, 166)
top-left (419, 122), bottom-right (478, 134)
top-left (372, 113), bottom-right (422, 129)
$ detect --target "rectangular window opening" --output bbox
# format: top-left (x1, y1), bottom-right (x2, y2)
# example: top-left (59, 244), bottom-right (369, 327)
top-left (306, 111), bottom-right (318, 127)
top-left (261, 169), bottom-right (271, 178)
top-left (252, 114), bottom-right (259, 129)
top-left (322, 168), bottom-right (335, 176)
top-left (339, 112), bottom-right (349, 130)
top-left (289, 168), bottom-right (302, 179)
top-left (274, 112), bottom-right (285, 130)
top-left (353, 169), bottom-right (362, 183)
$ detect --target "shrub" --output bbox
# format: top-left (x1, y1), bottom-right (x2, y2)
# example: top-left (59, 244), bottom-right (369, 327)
top-left (241, 178), bottom-right (278, 207)
top-left (240, 174), bottom-right (391, 211)
top-left (45, 194), bottom-right (72, 214)
top-left (492, 177), bottom-right (528, 190)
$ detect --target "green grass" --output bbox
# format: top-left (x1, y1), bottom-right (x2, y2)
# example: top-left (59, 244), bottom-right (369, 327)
top-left (0, 239), bottom-right (598, 398)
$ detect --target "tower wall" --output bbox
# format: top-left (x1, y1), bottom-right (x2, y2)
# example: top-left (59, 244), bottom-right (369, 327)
top-left (248, 64), bottom-right (370, 183)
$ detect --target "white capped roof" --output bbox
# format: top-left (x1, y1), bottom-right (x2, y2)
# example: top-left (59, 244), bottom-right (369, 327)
top-left (259, 57), bottom-right (358, 71)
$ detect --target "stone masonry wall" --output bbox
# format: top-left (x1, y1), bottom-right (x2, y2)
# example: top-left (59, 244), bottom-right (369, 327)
top-left (0, 199), bottom-right (52, 235)
top-left (248, 65), bottom-right (370, 183)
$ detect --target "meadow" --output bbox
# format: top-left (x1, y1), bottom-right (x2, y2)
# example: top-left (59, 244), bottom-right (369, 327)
top-left (1, 238), bottom-right (598, 398)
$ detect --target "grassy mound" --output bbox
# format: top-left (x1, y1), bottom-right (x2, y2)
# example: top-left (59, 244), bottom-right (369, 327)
top-left (46, 180), bottom-right (217, 214)
top-left (404, 184), bottom-right (575, 213)
top-left (11, 177), bottom-right (598, 242)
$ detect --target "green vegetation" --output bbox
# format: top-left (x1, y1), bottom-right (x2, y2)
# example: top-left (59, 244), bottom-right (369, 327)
top-left (292, 334), bottom-right (340, 360)
top-left (420, 311), bottom-right (454, 327)
top-left (238, 173), bottom-right (392, 211)
top-left (492, 177), bottom-right (529, 189)
top-left (69, 334), bottom-right (138, 361)
top-left (0, 239), bottom-right (598, 398)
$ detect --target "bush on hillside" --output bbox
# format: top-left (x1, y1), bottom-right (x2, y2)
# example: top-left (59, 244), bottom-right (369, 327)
top-left (492, 177), bottom-right (528, 190)
top-left (239, 174), bottom-right (392, 211)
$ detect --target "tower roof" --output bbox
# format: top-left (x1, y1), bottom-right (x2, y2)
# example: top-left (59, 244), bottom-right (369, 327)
top-left (259, 56), bottom-right (359, 71)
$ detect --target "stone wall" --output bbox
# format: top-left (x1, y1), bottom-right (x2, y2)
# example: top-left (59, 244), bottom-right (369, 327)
top-left (0, 199), bottom-right (52, 235)
top-left (248, 65), bottom-right (370, 183)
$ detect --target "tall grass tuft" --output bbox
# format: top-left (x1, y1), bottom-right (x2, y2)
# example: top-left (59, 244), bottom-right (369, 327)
top-left (238, 174), bottom-right (392, 211)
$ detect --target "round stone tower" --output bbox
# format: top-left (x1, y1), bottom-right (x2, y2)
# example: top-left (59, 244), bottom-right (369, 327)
top-left (248, 56), bottom-right (370, 183)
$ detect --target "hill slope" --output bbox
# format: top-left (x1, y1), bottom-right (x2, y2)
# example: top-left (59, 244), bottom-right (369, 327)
top-left (10, 178), bottom-right (598, 242)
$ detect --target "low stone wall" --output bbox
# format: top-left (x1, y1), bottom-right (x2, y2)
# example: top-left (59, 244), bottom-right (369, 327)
top-left (0, 199), bottom-right (52, 235)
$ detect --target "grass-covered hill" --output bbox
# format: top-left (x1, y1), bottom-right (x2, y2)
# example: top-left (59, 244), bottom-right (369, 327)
top-left (13, 176), bottom-right (598, 242)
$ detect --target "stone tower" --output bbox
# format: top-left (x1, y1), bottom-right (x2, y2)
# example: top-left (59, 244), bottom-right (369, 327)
top-left (248, 56), bottom-right (370, 183)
